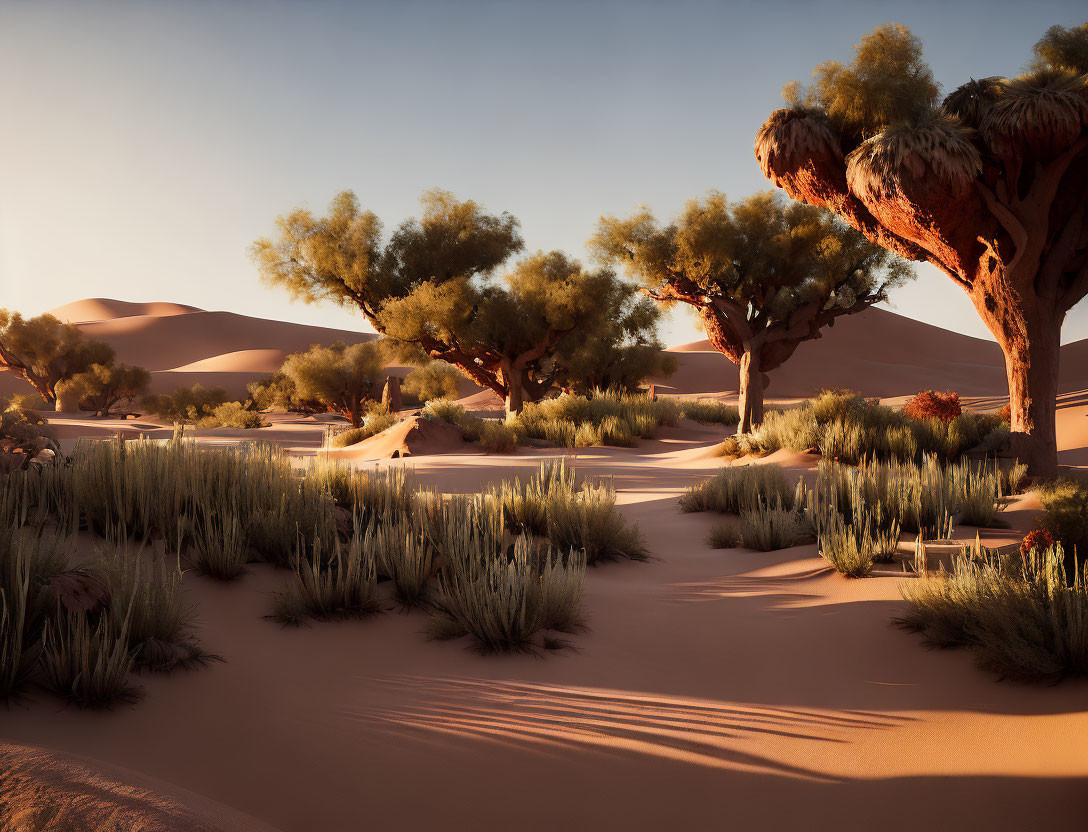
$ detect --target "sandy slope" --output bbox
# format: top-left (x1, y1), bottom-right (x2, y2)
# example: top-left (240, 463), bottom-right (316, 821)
top-left (49, 298), bottom-right (204, 322)
top-left (0, 414), bottom-right (1086, 830)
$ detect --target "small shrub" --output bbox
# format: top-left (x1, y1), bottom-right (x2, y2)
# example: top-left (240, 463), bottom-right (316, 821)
top-left (546, 480), bottom-right (647, 564)
top-left (40, 611), bottom-right (141, 707)
top-left (428, 535), bottom-right (585, 653)
top-left (1020, 528), bottom-right (1054, 557)
top-left (270, 530), bottom-right (380, 625)
top-left (1034, 476), bottom-right (1088, 570)
top-left (898, 544), bottom-right (1088, 682)
top-left (7, 392), bottom-right (50, 412)
top-left (197, 401), bottom-right (266, 429)
top-left (478, 420), bottom-right (518, 453)
top-left (706, 524), bottom-right (742, 549)
top-left (327, 411), bottom-right (396, 447)
top-left (903, 390), bottom-right (962, 422)
top-left (367, 517), bottom-right (435, 608)
top-left (738, 502), bottom-right (812, 551)
top-left (680, 464), bottom-right (794, 514)
top-left (189, 502), bottom-right (249, 580)
top-left (815, 513), bottom-right (878, 578)
top-left (679, 399), bottom-right (741, 426)
top-left (142, 384), bottom-right (228, 423)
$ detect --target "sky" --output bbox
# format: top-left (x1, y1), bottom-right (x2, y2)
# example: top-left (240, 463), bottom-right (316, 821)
top-left (1, 0), bottom-right (1086, 346)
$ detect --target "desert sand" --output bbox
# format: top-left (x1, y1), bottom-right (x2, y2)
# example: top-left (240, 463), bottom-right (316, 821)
top-left (1, 299), bottom-right (1086, 831)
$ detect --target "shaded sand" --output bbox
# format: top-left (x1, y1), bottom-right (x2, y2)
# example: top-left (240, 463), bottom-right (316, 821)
top-left (322, 415), bottom-right (472, 460)
top-left (1, 414), bottom-right (1086, 831)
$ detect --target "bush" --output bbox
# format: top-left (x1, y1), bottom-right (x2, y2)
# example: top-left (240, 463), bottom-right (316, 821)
top-left (427, 534), bottom-right (585, 653)
top-left (478, 420), bottom-right (519, 453)
top-left (678, 399), bottom-right (741, 426)
top-left (1033, 475), bottom-right (1088, 574)
top-left (679, 464), bottom-right (796, 514)
top-left (189, 499), bottom-right (249, 580)
top-left (403, 362), bottom-right (462, 403)
top-left (545, 480), bottom-right (648, 563)
top-left (510, 389), bottom-right (680, 448)
top-left (744, 391), bottom-right (1002, 464)
top-left (271, 530), bottom-right (381, 625)
top-left (903, 390), bottom-right (962, 422)
top-left (898, 544), bottom-right (1088, 682)
top-left (197, 401), bottom-right (266, 429)
top-left (706, 524), bottom-right (742, 549)
top-left (738, 502), bottom-right (812, 551)
top-left (367, 516), bottom-right (435, 608)
top-left (143, 384), bottom-right (229, 423)
top-left (7, 392), bottom-right (50, 412)
top-left (40, 611), bottom-right (141, 707)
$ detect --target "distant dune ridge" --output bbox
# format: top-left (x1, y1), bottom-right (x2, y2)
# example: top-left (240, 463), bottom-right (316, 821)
top-left (0, 298), bottom-right (1077, 402)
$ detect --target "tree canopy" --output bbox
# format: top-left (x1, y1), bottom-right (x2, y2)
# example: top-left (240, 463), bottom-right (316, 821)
top-left (254, 191), bottom-right (645, 413)
top-left (280, 340), bottom-right (386, 427)
top-left (0, 311), bottom-right (116, 404)
top-left (64, 363), bottom-right (151, 416)
top-left (403, 361), bottom-right (462, 403)
top-left (593, 191), bottom-right (911, 430)
top-left (756, 21), bottom-right (1088, 473)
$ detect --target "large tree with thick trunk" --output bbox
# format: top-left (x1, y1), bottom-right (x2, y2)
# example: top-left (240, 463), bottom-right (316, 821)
top-left (755, 22), bottom-right (1088, 475)
top-left (592, 191), bottom-right (910, 432)
top-left (253, 190), bottom-right (633, 415)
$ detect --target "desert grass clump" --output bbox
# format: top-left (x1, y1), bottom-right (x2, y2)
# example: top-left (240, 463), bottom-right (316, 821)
top-left (367, 516), bottom-right (435, 608)
top-left (815, 513), bottom-right (880, 577)
top-left (738, 501), bottom-right (812, 551)
top-left (478, 420), bottom-right (519, 453)
top-left (0, 553), bottom-right (32, 700)
top-left (1033, 474), bottom-right (1088, 571)
top-left (706, 523), bottom-right (742, 549)
top-left (40, 610), bottom-right (141, 707)
top-left (678, 399), bottom-right (741, 426)
top-left (510, 389), bottom-right (679, 448)
top-left (679, 464), bottom-right (795, 514)
top-left (545, 479), bottom-right (648, 564)
top-left (898, 544), bottom-right (1088, 682)
top-left (189, 498), bottom-right (249, 580)
top-left (270, 529), bottom-right (381, 625)
top-left (428, 534), bottom-right (585, 653)
top-left (490, 458), bottom-right (577, 537)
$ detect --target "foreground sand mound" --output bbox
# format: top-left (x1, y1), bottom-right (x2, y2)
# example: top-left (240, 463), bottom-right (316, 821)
top-left (164, 349), bottom-right (291, 374)
top-left (0, 743), bottom-right (275, 832)
top-left (322, 415), bottom-right (469, 460)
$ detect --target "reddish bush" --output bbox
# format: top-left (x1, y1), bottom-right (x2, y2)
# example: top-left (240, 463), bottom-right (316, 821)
top-left (1020, 528), bottom-right (1055, 556)
top-left (902, 390), bottom-right (962, 422)
top-left (998, 403), bottom-right (1011, 422)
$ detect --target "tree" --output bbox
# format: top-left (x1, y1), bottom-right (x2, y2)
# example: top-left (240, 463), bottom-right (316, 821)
top-left (551, 280), bottom-right (677, 395)
top-left (755, 22), bottom-right (1088, 474)
top-left (64, 363), bottom-right (151, 416)
top-left (252, 190), bottom-right (633, 415)
top-left (0, 311), bottom-right (115, 404)
top-left (280, 341), bottom-right (385, 427)
top-left (592, 191), bottom-right (910, 431)
top-left (247, 372), bottom-right (298, 411)
top-left (403, 361), bottom-right (462, 403)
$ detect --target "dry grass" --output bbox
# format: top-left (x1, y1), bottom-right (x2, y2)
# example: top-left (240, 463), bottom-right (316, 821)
top-left (270, 529), bottom-right (381, 625)
top-left (40, 610), bottom-right (141, 708)
top-left (680, 464), bottom-right (796, 514)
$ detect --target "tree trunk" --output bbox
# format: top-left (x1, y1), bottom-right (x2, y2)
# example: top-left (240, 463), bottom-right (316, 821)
top-left (348, 402), bottom-right (363, 429)
top-left (737, 350), bottom-right (768, 434)
top-left (382, 376), bottom-right (403, 412)
top-left (994, 313), bottom-right (1062, 478)
top-left (505, 376), bottom-right (525, 417)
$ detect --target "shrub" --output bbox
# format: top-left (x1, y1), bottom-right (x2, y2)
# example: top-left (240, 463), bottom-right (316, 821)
top-left (1034, 476), bottom-right (1088, 563)
top-left (367, 517), bottom-right (435, 608)
top-left (898, 545), bottom-right (1088, 682)
top-left (815, 513), bottom-right (880, 577)
top-left (738, 503), bottom-right (812, 551)
top-left (40, 611), bottom-right (141, 707)
top-left (428, 535), bottom-right (585, 653)
top-left (189, 500), bottom-right (249, 580)
top-left (491, 459), bottom-right (578, 537)
top-left (706, 524), bottom-right (742, 549)
top-left (7, 392), bottom-right (50, 412)
top-left (403, 362), bottom-right (462, 403)
top-left (94, 541), bottom-right (210, 671)
top-left (142, 384), bottom-right (229, 423)
top-left (271, 530), bottom-right (380, 625)
top-left (1021, 528), bottom-right (1055, 557)
top-left (679, 464), bottom-right (795, 514)
top-left (478, 420), bottom-right (518, 453)
top-left (545, 480), bottom-right (648, 563)
top-left (678, 399), bottom-right (741, 426)
top-left (510, 389), bottom-right (680, 448)
top-left (903, 390), bottom-right (962, 422)
top-left (197, 401), bottom-right (266, 429)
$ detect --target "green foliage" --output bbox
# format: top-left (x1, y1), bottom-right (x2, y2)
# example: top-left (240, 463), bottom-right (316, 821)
top-left (66, 363), bottom-right (151, 416)
top-left (403, 361), bottom-right (462, 403)
top-left (247, 372), bottom-right (297, 411)
top-left (142, 384), bottom-right (229, 423)
top-left (678, 399), bottom-right (741, 426)
top-left (281, 340), bottom-right (386, 427)
top-left (511, 390), bottom-right (679, 448)
top-left (197, 401), bottom-right (267, 430)
top-left (1031, 23), bottom-right (1088, 74)
top-left (477, 420), bottom-right (518, 453)
top-left (899, 544), bottom-right (1088, 681)
top-left (784, 23), bottom-right (939, 136)
top-left (0, 310), bottom-right (116, 402)
top-left (7, 392), bottom-right (50, 413)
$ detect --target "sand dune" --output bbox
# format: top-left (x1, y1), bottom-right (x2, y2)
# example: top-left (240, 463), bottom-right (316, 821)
top-left (165, 349), bottom-right (292, 375)
top-left (660, 306), bottom-right (1088, 398)
top-left (49, 298), bottom-right (204, 323)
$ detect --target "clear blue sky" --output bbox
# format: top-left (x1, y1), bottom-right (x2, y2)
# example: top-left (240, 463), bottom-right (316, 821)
top-left (2, 0), bottom-right (1085, 345)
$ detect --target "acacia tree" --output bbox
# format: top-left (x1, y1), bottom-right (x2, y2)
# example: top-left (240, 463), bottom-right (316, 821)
top-left (403, 361), bottom-right (462, 402)
top-left (592, 191), bottom-right (910, 431)
top-left (551, 280), bottom-right (677, 395)
top-left (755, 22), bottom-right (1088, 474)
top-left (280, 341), bottom-right (386, 427)
top-left (0, 311), bottom-right (115, 404)
top-left (253, 190), bottom-right (628, 414)
top-left (65, 363), bottom-right (151, 416)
